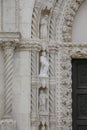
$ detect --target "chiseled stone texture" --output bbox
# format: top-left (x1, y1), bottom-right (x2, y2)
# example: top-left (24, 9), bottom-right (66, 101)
top-left (0, 0), bottom-right (87, 130)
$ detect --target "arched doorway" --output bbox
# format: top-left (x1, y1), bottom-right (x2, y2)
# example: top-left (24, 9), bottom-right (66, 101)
top-left (31, 0), bottom-right (87, 130)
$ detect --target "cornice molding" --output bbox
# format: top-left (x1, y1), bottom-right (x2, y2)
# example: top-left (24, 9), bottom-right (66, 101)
top-left (0, 32), bottom-right (21, 42)
top-left (16, 39), bottom-right (41, 51)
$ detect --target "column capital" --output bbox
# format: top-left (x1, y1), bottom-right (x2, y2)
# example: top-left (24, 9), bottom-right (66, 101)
top-left (1, 40), bottom-right (19, 50)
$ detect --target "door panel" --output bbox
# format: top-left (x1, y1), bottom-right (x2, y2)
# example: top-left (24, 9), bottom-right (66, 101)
top-left (72, 59), bottom-right (87, 130)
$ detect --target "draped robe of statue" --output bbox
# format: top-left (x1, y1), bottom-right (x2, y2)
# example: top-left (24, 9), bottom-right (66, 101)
top-left (40, 15), bottom-right (48, 39)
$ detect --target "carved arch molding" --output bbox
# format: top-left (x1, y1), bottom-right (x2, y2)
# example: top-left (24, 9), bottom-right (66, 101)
top-left (31, 0), bottom-right (86, 130)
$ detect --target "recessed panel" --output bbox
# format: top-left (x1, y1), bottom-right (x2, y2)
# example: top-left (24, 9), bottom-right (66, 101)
top-left (78, 95), bottom-right (87, 119)
top-left (79, 126), bottom-right (87, 130)
top-left (78, 65), bottom-right (87, 88)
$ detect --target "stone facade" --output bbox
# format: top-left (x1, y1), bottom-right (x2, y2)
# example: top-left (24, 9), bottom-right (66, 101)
top-left (0, 0), bottom-right (87, 130)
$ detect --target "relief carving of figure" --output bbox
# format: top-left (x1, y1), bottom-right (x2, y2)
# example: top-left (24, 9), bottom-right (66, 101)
top-left (39, 90), bottom-right (48, 113)
top-left (40, 15), bottom-right (48, 39)
top-left (39, 51), bottom-right (49, 77)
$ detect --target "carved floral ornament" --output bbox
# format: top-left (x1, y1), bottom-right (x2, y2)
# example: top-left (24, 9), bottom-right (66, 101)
top-left (62, 0), bottom-right (85, 42)
top-left (0, 40), bottom-right (19, 50)
top-left (57, 43), bottom-right (87, 130)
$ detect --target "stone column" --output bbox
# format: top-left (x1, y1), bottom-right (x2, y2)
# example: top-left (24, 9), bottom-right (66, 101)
top-left (31, 2), bottom-right (41, 38)
top-left (3, 42), bottom-right (16, 116)
top-left (31, 42), bottom-right (41, 130)
top-left (49, 11), bottom-right (57, 40)
top-left (0, 41), bottom-right (17, 130)
top-left (48, 43), bottom-right (58, 130)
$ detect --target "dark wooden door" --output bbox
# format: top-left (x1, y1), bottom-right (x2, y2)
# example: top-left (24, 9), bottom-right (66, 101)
top-left (72, 59), bottom-right (87, 130)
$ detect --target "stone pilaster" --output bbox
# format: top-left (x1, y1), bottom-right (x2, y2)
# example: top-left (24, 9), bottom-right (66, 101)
top-left (31, 41), bottom-right (41, 130)
top-left (16, 42), bottom-right (32, 130)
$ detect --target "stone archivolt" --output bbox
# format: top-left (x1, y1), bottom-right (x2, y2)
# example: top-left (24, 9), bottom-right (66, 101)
top-left (31, 0), bottom-right (85, 42)
top-left (30, 0), bottom-right (87, 130)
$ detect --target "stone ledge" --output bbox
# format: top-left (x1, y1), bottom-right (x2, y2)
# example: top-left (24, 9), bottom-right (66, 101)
top-left (0, 32), bottom-right (21, 42)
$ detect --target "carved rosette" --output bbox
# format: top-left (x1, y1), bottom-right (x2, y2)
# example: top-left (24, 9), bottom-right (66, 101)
top-left (2, 42), bottom-right (16, 116)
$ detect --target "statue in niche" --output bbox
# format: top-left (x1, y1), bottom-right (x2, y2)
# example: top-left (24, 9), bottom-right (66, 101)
top-left (40, 15), bottom-right (48, 39)
top-left (39, 90), bottom-right (48, 113)
top-left (39, 51), bottom-right (49, 77)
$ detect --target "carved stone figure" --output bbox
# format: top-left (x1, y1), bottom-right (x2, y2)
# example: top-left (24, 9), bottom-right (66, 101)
top-left (40, 15), bottom-right (48, 39)
top-left (39, 51), bottom-right (49, 77)
top-left (39, 90), bottom-right (48, 113)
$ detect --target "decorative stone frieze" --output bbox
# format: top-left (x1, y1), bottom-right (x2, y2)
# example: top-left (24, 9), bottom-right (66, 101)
top-left (56, 42), bottom-right (87, 130)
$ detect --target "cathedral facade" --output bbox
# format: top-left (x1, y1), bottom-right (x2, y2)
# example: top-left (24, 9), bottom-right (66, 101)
top-left (0, 0), bottom-right (87, 130)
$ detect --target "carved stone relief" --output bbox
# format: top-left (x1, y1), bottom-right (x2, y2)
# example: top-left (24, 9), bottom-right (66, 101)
top-left (31, 0), bottom-right (87, 130)
top-left (56, 43), bottom-right (87, 130)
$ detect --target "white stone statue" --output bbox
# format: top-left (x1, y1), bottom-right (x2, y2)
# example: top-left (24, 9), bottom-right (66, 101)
top-left (39, 90), bottom-right (48, 113)
top-left (40, 15), bottom-right (48, 39)
top-left (39, 51), bottom-right (49, 77)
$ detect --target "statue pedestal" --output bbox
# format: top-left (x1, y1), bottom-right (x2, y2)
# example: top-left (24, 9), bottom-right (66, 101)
top-left (0, 118), bottom-right (17, 130)
top-left (39, 75), bottom-right (48, 88)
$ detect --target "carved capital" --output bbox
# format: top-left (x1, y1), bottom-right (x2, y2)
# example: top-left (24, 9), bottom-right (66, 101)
top-left (2, 41), bottom-right (18, 51)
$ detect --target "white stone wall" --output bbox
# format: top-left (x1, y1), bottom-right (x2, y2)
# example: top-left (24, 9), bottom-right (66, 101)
top-left (72, 0), bottom-right (87, 42)
top-left (0, 0), bottom-right (35, 39)
top-left (13, 50), bottom-right (31, 130)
